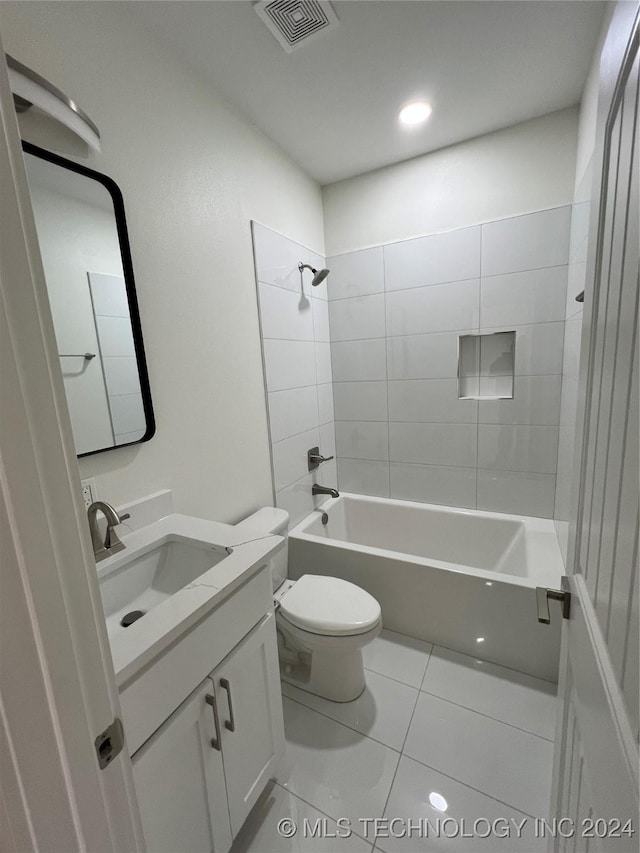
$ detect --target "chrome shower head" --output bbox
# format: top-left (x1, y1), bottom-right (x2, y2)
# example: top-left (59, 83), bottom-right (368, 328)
top-left (298, 262), bottom-right (330, 286)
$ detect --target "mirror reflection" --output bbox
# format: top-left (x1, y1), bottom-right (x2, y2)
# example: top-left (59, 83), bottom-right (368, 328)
top-left (22, 143), bottom-right (154, 457)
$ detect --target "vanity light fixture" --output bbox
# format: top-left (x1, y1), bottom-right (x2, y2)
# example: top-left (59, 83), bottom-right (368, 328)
top-left (6, 54), bottom-right (101, 151)
top-left (398, 101), bottom-right (432, 126)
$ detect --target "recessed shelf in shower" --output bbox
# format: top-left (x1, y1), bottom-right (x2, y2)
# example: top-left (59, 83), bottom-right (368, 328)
top-left (458, 331), bottom-right (516, 400)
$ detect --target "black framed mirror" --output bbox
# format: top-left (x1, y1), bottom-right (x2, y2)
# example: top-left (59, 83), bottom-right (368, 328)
top-left (21, 141), bottom-right (155, 457)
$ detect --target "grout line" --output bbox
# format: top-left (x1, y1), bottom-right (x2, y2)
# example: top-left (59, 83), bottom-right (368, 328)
top-left (335, 455), bottom-right (557, 478)
top-left (281, 692), bottom-right (403, 755)
top-left (428, 640), bottom-right (559, 685)
top-left (417, 686), bottom-right (555, 742)
top-left (270, 780), bottom-right (371, 843)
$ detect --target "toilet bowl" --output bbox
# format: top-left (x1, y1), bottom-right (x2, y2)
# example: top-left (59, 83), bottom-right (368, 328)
top-left (235, 508), bottom-right (381, 702)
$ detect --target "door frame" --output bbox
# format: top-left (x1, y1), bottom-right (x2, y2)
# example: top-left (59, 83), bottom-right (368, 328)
top-left (0, 38), bottom-right (143, 852)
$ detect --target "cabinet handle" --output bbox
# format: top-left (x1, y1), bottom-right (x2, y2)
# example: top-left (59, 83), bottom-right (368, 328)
top-left (219, 678), bottom-right (235, 732)
top-left (205, 693), bottom-right (222, 750)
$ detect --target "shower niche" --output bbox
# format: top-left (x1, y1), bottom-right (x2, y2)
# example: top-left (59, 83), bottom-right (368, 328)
top-left (458, 331), bottom-right (515, 400)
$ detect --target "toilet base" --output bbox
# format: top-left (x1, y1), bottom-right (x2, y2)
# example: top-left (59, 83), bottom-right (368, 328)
top-left (280, 648), bottom-right (367, 702)
top-left (276, 614), bottom-right (381, 703)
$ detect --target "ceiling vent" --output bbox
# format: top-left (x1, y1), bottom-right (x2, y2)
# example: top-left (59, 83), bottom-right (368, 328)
top-left (254, 0), bottom-right (339, 54)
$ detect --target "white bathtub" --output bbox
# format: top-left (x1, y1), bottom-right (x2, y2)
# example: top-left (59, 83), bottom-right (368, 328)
top-left (289, 494), bottom-right (564, 681)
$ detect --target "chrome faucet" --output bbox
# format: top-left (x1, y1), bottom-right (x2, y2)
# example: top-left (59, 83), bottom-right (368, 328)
top-left (87, 501), bottom-right (130, 562)
top-left (312, 484), bottom-right (340, 499)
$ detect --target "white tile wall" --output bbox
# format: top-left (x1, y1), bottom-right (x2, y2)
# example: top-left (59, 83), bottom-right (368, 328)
top-left (335, 421), bottom-right (389, 461)
top-left (110, 393), bottom-right (146, 436)
top-left (253, 223), bottom-right (336, 526)
top-left (257, 209), bottom-right (570, 521)
top-left (383, 226), bottom-right (481, 292)
top-left (390, 462), bottom-right (476, 508)
top-left (386, 278), bottom-right (479, 336)
top-left (328, 293), bottom-right (385, 341)
top-left (333, 381), bottom-right (387, 421)
top-left (389, 422), bottom-right (477, 468)
top-left (481, 206), bottom-right (571, 277)
top-left (327, 246), bottom-right (384, 300)
top-left (95, 315), bottom-right (136, 357)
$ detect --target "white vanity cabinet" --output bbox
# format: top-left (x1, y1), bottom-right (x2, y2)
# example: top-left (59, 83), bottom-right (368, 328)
top-left (130, 610), bottom-right (284, 853)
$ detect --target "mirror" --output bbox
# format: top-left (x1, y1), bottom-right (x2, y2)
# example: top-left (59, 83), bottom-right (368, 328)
top-left (22, 142), bottom-right (155, 457)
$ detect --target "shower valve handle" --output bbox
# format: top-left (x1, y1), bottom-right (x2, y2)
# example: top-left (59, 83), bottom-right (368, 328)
top-left (308, 447), bottom-right (334, 471)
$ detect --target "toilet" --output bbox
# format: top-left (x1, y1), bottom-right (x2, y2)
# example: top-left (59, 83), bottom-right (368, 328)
top-left (235, 507), bottom-right (381, 702)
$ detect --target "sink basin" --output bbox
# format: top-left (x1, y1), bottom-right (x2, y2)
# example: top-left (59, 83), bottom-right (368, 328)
top-left (99, 536), bottom-right (230, 638)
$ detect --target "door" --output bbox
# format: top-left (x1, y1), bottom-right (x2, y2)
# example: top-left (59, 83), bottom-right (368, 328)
top-left (550, 4), bottom-right (639, 849)
top-left (132, 679), bottom-right (233, 853)
top-left (0, 37), bottom-right (142, 853)
top-left (214, 612), bottom-right (285, 835)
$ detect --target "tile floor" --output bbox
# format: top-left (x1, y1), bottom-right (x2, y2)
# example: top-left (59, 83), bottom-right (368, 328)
top-left (231, 629), bottom-right (557, 853)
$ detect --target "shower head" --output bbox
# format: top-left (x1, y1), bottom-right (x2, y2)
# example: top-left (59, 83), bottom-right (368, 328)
top-left (298, 262), bottom-right (330, 287)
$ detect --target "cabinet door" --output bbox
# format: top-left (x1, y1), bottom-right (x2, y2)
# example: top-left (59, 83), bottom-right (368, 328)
top-left (131, 678), bottom-right (232, 853)
top-left (214, 611), bottom-right (285, 835)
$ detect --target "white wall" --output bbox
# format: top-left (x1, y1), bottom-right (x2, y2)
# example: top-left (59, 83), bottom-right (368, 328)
top-left (322, 108), bottom-right (578, 256)
top-left (0, 1), bottom-right (324, 522)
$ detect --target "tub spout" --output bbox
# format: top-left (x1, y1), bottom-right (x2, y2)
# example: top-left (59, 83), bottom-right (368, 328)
top-left (312, 484), bottom-right (339, 499)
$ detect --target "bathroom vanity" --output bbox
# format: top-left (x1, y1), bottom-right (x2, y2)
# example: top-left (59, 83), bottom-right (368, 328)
top-left (98, 510), bottom-right (285, 853)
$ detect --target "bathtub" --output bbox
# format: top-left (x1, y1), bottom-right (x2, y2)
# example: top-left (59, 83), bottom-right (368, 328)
top-left (289, 494), bottom-right (563, 681)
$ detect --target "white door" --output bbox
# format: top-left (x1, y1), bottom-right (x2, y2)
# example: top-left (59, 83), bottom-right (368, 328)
top-left (0, 37), bottom-right (142, 853)
top-left (214, 612), bottom-right (285, 836)
top-left (132, 679), bottom-right (233, 853)
top-left (550, 4), bottom-right (639, 850)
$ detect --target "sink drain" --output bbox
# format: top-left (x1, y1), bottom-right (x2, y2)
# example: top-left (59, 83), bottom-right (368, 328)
top-left (120, 610), bottom-right (146, 628)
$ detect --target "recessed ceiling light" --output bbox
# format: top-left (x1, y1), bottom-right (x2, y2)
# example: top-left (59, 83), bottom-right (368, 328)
top-left (398, 101), bottom-right (432, 126)
top-left (476, 637), bottom-right (485, 643)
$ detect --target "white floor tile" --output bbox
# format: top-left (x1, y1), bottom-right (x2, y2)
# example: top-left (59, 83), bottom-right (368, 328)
top-left (378, 756), bottom-right (544, 853)
top-left (231, 781), bottom-right (371, 853)
top-left (282, 669), bottom-right (418, 751)
top-left (403, 693), bottom-right (553, 817)
top-left (277, 698), bottom-right (400, 829)
top-left (422, 646), bottom-right (557, 740)
top-left (363, 629), bottom-right (433, 688)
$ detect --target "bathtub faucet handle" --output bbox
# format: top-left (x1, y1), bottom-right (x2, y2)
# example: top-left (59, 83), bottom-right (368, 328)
top-left (308, 446), bottom-right (335, 471)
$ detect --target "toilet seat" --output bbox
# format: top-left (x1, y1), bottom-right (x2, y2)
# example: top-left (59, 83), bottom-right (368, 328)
top-left (279, 574), bottom-right (381, 637)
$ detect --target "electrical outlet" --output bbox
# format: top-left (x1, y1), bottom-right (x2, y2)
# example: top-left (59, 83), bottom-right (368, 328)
top-left (81, 478), bottom-right (98, 509)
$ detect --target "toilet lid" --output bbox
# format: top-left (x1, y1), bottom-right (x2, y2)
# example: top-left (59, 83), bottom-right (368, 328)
top-left (279, 575), bottom-right (381, 636)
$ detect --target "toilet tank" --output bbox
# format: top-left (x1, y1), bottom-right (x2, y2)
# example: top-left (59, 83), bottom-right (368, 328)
top-left (234, 507), bottom-right (289, 592)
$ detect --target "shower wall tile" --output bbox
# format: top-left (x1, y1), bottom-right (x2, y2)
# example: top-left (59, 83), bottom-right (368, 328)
top-left (253, 223), bottom-right (336, 514)
top-left (481, 322), bottom-right (565, 376)
top-left (477, 425), bottom-right (559, 475)
top-left (258, 283), bottom-right (315, 341)
top-left (331, 339), bottom-right (387, 381)
top-left (480, 266), bottom-right (567, 328)
top-left (384, 226), bottom-right (481, 292)
top-left (478, 375), bottom-right (562, 426)
top-left (389, 423), bottom-right (477, 468)
top-left (327, 247), bottom-right (384, 300)
top-left (386, 330), bottom-right (470, 380)
top-left (337, 458), bottom-right (390, 498)
top-left (333, 381), bottom-right (388, 422)
top-left (481, 206), bottom-right (571, 277)
top-left (390, 463), bottom-right (477, 509)
top-left (253, 222), bottom-right (308, 293)
top-left (386, 278), bottom-right (479, 336)
top-left (311, 296), bottom-right (331, 342)
top-left (272, 427), bottom-right (320, 491)
top-left (315, 342), bottom-right (333, 385)
top-left (263, 339), bottom-right (317, 392)
top-left (477, 469), bottom-right (556, 518)
top-left (328, 293), bottom-right (386, 341)
top-left (317, 383), bottom-right (335, 425)
top-left (388, 379), bottom-right (477, 423)
top-left (268, 386), bottom-right (319, 443)
top-left (335, 421), bottom-right (389, 461)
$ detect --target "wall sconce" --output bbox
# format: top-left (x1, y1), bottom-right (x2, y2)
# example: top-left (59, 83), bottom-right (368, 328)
top-left (6, 53), bottom-right (101, 152)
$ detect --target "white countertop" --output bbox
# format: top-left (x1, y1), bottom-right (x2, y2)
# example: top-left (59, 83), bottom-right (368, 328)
top-left (98, 513), bottom-right (283, 687)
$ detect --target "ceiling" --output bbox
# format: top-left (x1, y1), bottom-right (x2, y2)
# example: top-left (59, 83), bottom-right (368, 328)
top-left (127, 1), bottom-right (606, 185)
